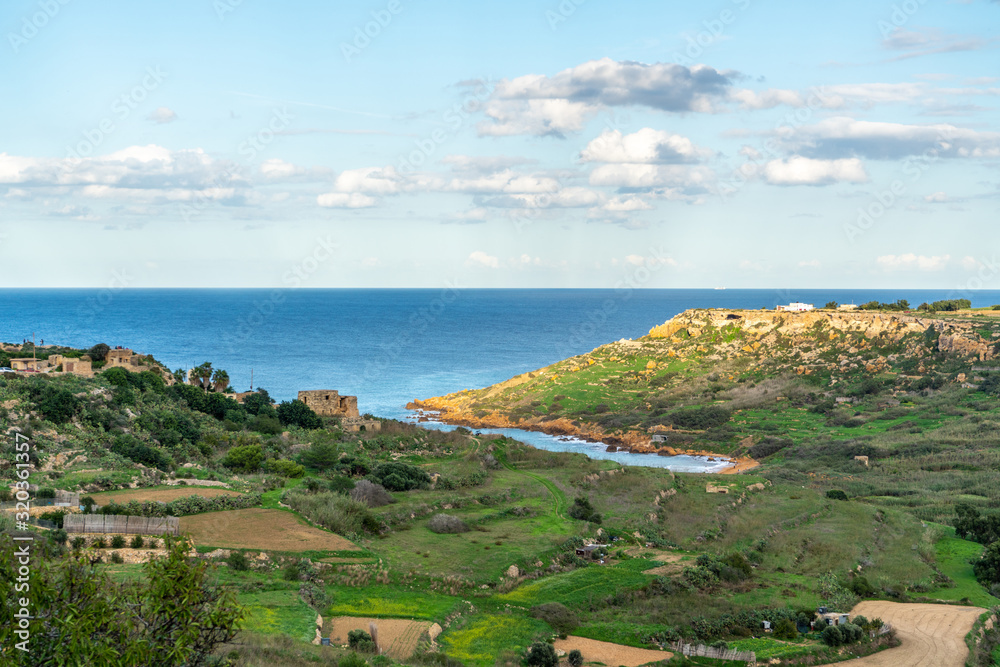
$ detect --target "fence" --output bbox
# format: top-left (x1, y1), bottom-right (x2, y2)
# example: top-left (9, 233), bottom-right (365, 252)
top-left (671, 641), bottom-right (756, 663)
top-left (0, 495), bottom-right (80, 511)
top-left (64, 514), bottom-right (179, 536)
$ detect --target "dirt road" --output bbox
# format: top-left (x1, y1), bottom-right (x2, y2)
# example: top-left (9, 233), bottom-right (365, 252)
top-left (837, 601), bottom-right (985, 667)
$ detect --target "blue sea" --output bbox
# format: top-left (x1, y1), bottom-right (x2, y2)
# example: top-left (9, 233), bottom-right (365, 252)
top-left (2, 288), bottom-right (996, 471)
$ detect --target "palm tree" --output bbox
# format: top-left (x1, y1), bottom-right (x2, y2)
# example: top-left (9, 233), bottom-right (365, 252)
top-left (212, 369), bottom-right (230, 393)
top-left (192, 362), bottom-right (213, 389)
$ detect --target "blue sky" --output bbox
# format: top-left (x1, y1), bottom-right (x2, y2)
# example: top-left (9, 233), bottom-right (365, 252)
top-left (1, 0), bottom-right (998, 289)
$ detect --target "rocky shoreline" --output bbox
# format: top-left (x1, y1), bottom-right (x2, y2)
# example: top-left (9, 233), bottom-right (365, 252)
top-left (406, 399), bottom-right (758, 474)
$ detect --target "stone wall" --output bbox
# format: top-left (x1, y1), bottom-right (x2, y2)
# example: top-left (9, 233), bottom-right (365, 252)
top-left (298, 390), bottom-right (360, 418)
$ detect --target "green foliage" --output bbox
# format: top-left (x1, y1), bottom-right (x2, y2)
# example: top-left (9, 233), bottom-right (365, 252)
top-left (34, 385), bottom-right (80, 424)
top-left (282, 489), bottom-right (381, 536)
top-left (824, 301), bottom-right (839, 309)
top-left (227, 550), bottom-right (250, 571)
top-left (567, 496), bottom-right (602, 524)
top-left (666, 405), bottom-right (731, 429)
top-left (242, 389), bottom-right (273, 416)
top-left (368, 462), bottom-right (431, 491)
top-left (222, 444), bottom-right (265, 473)
top-left (264, 458), bottom-right (306, 478)
top-left (826, 489), bottom-right (849, 501)
top-left (276, 400), bottom-right (323, 429)
top-left (298, 442), bottom-right (341, 470)
top-left (529, 602), bottom-right (579, 635)
top-left (525, 642), bottom-right (558, 667)
top-left (821, 624), bottom-right (843, 646)
top-left (859, 299), bottom-right (910, 312)
top-left (974, 541), bottom-right (1000, 588)
top-left (87, 343), bottom-right (110, 361)
top-left (773, 618), bottom-right (797, 640)
top-left (97, 493), bottom-right (261, 518)
top-left (348, 629), bottom-right (378, 653)
top-left (956, 504), bottom-right (1000, 545)
top-left (110, 535), bottom-right (126, 549)
top-left (567, 649), bottom-right (583, 667)
top-left (111, 434), bottom-right (173, 471)
top-left (130, 535), bottom-right (145, 549)
top-left (427, 514), bottom-right (469, 534)
top-left (0, 536), bottom-right (242, 665)
top-left (918, 299), bottom-right (971, 312)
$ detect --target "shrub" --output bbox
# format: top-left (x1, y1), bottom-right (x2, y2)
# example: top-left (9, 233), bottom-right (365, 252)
top-left (525, 642), bottom-right (558, 667)
top-left (222, 444), bottom-right (265, 473)
top-left (298, 442), bottom-right (341, 470)
top-left (348, 629), bottom-right (377, 653)
top-left (227, 551), bottom-right (250, 571)
top-left (821, 624), bottom-right (843, 646)
top-left (276, 400), bottom-right (323, 430)
top-left (327, 475), bottom-right (356, 494)
top-left (339, 654), bottom-right (368, 667)
top-left (111, 435), bottom-right (173, 471)
top-left (826, 489), bottom-right (849, 501)
top-left (248, 415), bottom-right (283, 435)
top-left (568, 497), bottom-right (602, 524)
top-left (282, 490), bottom-right (381, 536)
top-left (973, 540), bottom-right (1000, 588)
top-left (35, 385), bottom-right (80, 424)
top-left (840, 622), bottom-right (864, 644)
top-left (110, 552), bottom-right (124, 564)
top-left (667, 405), bottom-right (730, 430)
top-left (567, 650), bottom-right (583, 667)
top-left (71, 537), bottom-right (86, 550)
top-left (111, 535), bottom-right (126, 549)
top-left (849, 575), bottom-right (876, 597)
top-left (368, 462), bottom-right (431, 491)
top-left (130, 535), bottom-right (145, 549)
top-left (50, 529), bottom-right (67, 546)
top-left (349, 480), bottom-right (394, 508)
top-left (530, 603), bottom-right (579, 635)
top-left (773, 618), bottom-right (797, 640)
top-left (283, 561), bottom-right (301, 582)
top-left (427, 514), bottom-right (469, 534)
top-left (92, 537), bottom-right (107, 549)
top-left (265, 458), bottom-right (305, 478)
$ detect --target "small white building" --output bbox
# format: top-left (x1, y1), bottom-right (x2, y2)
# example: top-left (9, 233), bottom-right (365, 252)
top-left (776, 303), bottom-right (815, 312)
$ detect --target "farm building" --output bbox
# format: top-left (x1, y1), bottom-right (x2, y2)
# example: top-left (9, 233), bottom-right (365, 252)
top-left (10, 358), bottom-right (48, 372)
top-left (776, 303), bottom-right (815, 312)
top-left (575, 544), bottom-right (608, 560)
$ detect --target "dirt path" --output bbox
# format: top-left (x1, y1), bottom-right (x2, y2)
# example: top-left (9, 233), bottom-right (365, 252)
top-left (553, 637), bottom-right (671, 667)
top-left (836, 601), bottom-right (985, 667)
top-left (91, 487), bottom-right (240, 505)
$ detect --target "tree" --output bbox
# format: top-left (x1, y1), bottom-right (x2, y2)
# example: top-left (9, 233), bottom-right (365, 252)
top-left (568, 496), bottom-right (602, 524)
top-left (222, 444), bottom-right (265, 473)
top-left (87, 343), bottom-right (111, 361)
top-left (774, 618), bottom-right (798, 640)
top-left (298, 442), bottom-right (341, 470)
top-left (568, 650), bottom-right (583, 667)
top-left (276, 399), bottom-right (323, 429)
top-left (974, 540), bottom-right (1000, 588)
top-left (211, 369), bottom-right (230, 393)
top-left (348, 629), bottom-right (377, 653)
top-left (526, 642), bottom-right (558, 667)
top-left (821, 624), bottom-right (844, 646)
top-left (0, 536), bottom-right (242, 665)
top-left (191, 362), bottom-right (213, 389)
top-left (824, 301), bottom-right (839, 309)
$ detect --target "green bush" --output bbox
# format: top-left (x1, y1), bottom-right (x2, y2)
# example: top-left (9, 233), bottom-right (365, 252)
top-left (111, 435), bottom-right (173, 471)
top-left (568, 496), bottom-right (602, 524)
top-left (567, 650), bottom-right (583, 667)
top-left (348, 629), bottom-right (377, 653)
top-left (111, 535), bottom-right (126, 549)
top-left (110, 551), bottom-right (124, 564)
top-left (299, 442), bottom-right (341, 470)
top-left (264, 458), bottom-right (305, 478)
top-left (530, 602), bottom-right (579, 635)
top-left (821, 624), bottom-right (843, 646)
top-left (525, 642), bottom-right (558, 667)
top-left (367, 462), bottom-right (431, 491)
top-left (973, 540), bottom-right (1000, 588)
top-left (71, 537), bottom-right (86, 550)
top-left (130, 535), bottom-right (145, 549)
top-left (666, 405), bottom-right (730, 429)
top-left (227, 551), bottom-right (250, 571)
top-left (276, 400), bottom-right (323, 429)
top-left (339, 654), bottom-right (369, 667)
top-left (221, 444), bottom-right (265, 473)
top-left (826, 489), bottom-right (849, 501)
top-left (773, 618), bottom-right (797, 640)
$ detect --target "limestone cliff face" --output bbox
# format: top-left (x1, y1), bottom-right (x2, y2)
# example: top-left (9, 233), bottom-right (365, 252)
top-left (647, 309), bottom-right (993, 362)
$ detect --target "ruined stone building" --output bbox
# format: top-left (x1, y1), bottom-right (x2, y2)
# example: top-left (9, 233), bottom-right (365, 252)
top-left (297, 390), bottom-right (360, 418)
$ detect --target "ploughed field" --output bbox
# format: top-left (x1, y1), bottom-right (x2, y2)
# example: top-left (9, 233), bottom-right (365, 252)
top-left (179, 508), bottom-right (356, 551)
top-left (840, 601), bottom-right (986, 667)
top-left (90, 486), bottom-right (242, 505)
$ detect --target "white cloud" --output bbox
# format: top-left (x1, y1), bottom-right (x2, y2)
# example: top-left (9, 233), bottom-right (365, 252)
top-left (924, 191), bottom-right (949, 202)
top-left (881, 27), bottom-right (986, 61)
top-left (478, 58), bottom-right (734, 136)
top-left (316, 192), bottom-right (377, 208)
top-left (601, 196), bottom-right (653, 212)
top-left (763, 156), bottom-right (868, 186)
top-left (589, 163), bottom-right (714, 189)
top-left (146, 107), bottom-right (177, 124)
top-left (798, 259), bottom-right (821, 268)
top-left (876, 253), bottom-right (951, 271)
top-left (447, 169), bottom-right (560, 194)
top-left (773, 116), bottom-right (1000, 160)
top-left (580, 128), bottom-right (712, 164)
top-left (333, 166), bottom-right (404, 195)
top-left (961, 256), bottom-right (979, 270)
top-left (260, 159), bottom-right (305, 181)
top-left (466, 250), bottom-right (500, 269)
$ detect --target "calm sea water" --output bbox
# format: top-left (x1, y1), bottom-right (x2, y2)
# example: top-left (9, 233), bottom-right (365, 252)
top-left (2, 288), bottom-right (995, 470)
